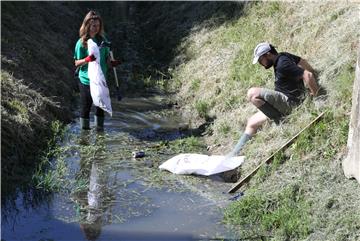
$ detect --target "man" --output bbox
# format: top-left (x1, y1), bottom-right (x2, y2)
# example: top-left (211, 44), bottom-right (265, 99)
top-left (232, 42), bottom-right (320, 155)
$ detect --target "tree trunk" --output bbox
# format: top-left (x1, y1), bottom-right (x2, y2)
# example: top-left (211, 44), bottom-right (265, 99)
top-left (343, 46), bottom-right (360, 184)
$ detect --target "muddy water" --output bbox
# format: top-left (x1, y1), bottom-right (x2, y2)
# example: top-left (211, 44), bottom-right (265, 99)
top-left (1, 96), bottom-right (238, 241)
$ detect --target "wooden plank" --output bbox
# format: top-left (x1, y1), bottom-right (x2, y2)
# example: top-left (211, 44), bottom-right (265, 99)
top-left (227, 111), bottom-right (325, 193)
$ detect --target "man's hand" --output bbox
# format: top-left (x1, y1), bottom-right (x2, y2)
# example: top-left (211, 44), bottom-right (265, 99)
top-left (110, 60), bottom-right (121, 67)
top-left (84, 54), bottom-right (96, 63)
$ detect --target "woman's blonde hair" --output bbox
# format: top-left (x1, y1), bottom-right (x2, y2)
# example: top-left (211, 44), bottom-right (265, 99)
top-left (79, 10), bottom-right (105, 48)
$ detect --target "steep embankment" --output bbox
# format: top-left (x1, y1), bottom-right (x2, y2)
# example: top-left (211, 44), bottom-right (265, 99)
top-left (135, 2), bottom-right (360, 240)
top-left (1, 2), bottom-right (78, 192)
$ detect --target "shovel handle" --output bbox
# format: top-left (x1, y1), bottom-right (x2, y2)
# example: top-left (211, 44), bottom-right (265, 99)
top-left (109, 51), bottom-right (120, 87)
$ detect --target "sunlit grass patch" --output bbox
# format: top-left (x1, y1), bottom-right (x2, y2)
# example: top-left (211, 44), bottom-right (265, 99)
top-left (224, 183), bottom-right (311, 240)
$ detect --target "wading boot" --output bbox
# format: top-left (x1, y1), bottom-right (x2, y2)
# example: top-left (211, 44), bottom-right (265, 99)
top-left (94, 115), bottom-right (104, 132)
top-left (78, 129), bottom-right (91, 145)
top-left (80, 117), bottom-right (90, 130)
top-left (232, 133), bottom-right (252, 156)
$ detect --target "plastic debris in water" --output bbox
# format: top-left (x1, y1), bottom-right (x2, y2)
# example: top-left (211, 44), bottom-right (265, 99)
top-left (228, 192), bottom-right (244, 201)
top-left (132, 151), bottom-right (145, 158)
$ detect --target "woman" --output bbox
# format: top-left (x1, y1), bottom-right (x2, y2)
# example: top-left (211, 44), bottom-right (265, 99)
top-left (74, 11), bottom-right (120, 130)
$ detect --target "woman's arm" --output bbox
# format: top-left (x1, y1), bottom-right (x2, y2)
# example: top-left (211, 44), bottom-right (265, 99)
top-left (75, 59), bottom-right (87, 67)
top-left (74, 55), bottom-right (96, 67)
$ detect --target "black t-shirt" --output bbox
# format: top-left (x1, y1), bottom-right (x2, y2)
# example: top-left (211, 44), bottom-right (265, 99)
top-left (273, 52), bottom-right (305, 103)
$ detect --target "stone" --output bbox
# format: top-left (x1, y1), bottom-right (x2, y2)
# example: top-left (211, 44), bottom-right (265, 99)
top-left (343, 49), bottom-right (360, 184)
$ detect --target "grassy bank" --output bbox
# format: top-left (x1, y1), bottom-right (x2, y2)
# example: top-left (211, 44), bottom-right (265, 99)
top-left (1, 2), bottom-right (82, 198)
top-left (134, 1), bottom-right (360, 240)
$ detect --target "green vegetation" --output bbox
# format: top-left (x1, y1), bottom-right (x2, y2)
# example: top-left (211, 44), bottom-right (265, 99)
top-left (224, 184), bottom-right (311, 240)
top-left (157, 136), bottom-right (206, 155)
top-left (1, 70), bottom-right (70, 195)
top-left (32, 121), bottom-right (69, 192)
top-left (195, 100), bottom-right (210, 119)
top-left (224, 111), bottom-right (358, 240)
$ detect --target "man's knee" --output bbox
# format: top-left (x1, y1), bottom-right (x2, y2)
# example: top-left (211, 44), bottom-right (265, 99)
top-left (247, 87), bottom-right (261, 102)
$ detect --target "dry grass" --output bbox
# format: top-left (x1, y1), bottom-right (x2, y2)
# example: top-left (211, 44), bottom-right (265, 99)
top-left (166, 1), bottom-right (360, 240)
top-left (171, 2), bottom-right (359, 153)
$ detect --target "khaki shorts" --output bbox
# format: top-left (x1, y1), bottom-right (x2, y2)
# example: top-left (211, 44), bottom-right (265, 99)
top-left (259, 88), bottom-right (294, 115)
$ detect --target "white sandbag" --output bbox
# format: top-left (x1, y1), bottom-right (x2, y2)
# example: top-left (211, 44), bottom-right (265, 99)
top-left (159, 153), bottom-right (245, 176)
top-left (87, 39), bottom-right (112, 116)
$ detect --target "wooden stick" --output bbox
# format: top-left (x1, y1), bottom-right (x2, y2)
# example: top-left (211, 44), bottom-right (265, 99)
top-left (227, 112), bottom-right (325, 193)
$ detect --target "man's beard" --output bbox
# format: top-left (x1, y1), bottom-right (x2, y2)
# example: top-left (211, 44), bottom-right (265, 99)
top-left (264, 59), bottom-right (273, 69)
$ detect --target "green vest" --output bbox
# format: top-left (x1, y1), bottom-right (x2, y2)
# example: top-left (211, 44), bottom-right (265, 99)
top-left (74, 36), bottom-right (110, 85)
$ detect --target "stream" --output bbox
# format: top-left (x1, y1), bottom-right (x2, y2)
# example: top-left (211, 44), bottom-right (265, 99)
top-left (1, 95), bottom-right (239, 241)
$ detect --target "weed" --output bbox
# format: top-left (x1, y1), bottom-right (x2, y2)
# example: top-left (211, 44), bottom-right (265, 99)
top-left (190, 78), bottom-right (201, 91)
top-left (194, 99), bottom-right (210, 119)
top-left (218, 121), bottom-right (231, 135)
top-left (224, 183), bottom-right (311, 240)
top-left (164, 136), bottom-right (206, 154)
top-left (31, 121), bottom-right (69, 192)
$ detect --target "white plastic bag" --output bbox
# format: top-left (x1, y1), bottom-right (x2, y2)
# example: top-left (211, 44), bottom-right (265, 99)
top-left (87, 39), bottom-right (112, 116)
top-left (159, 153), bottom-right (245, 176)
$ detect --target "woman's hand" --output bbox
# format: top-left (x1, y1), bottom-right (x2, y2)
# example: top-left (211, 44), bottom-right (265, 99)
top-left (84, 54), bottom-right (96, 63)
top-left (75, 55), bottom-right (96, 67)
top-left (110, 59), bottom-right (121, 67)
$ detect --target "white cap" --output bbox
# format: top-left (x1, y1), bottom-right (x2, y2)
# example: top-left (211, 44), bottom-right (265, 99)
top-left (252, 42), bottom-right (271, 64)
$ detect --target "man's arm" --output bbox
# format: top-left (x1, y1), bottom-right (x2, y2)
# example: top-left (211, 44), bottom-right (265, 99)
top-left (297, 58), bottom-right (316, 74)
top-left (298, 58), bottom-right (320, 96)
top-left (302, 70), bottom-right (319, 96)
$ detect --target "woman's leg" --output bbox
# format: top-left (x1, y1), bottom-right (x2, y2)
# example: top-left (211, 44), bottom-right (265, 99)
top-left (94, 108), bottom-right (105, 130)
top-left (79, 82), bottom-right (93, 130)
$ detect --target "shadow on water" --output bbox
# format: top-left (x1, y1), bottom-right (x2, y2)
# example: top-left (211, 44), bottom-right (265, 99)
top-left (108, 96), bottom-right (214, 142)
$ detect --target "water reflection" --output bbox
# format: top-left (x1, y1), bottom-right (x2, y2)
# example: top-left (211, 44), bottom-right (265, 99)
top-left (72, 131), bottom-right (115, 241)
top-left (2, 96), bottom-right (235, 240)
top-left (1, 188), bottom-right (53, 231)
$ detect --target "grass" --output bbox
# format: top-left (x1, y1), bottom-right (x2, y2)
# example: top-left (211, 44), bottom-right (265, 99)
top-left (1, 2), bottom-right (82, 197)
top-left (1, 71), bottom-right (66, 193)
top-left (223, 110), bottom-right (359, 240)
top-left (31, 121), bottom-right (69, 192)
top-left (194, 99), bottom-right (211, 119)
top-left (157, 136), bottom-right (207, 155)
top-left (167, 1), bottom-right (359, 152)
top-left (224, 183), bottom-right (311, 240)
top-left (144, 1), bottom-right (360, 240)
